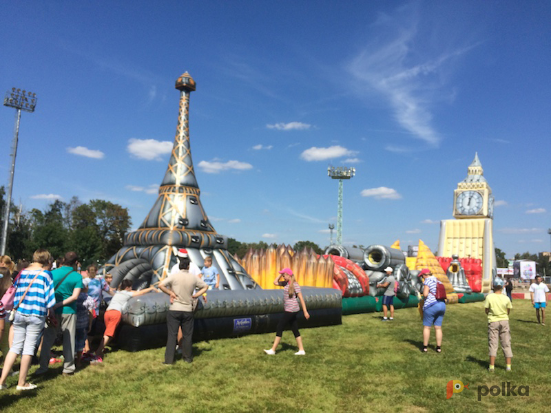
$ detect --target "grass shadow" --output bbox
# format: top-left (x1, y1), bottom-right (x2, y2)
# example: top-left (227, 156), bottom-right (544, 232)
top-left (515, 319), bottom-right (539, 324)
top-left (465, 355), bottom-right (488, 368)
top-left (0, 389), bottom-right (38, 410)
top-left (403, 338), bottom-right (434, 351)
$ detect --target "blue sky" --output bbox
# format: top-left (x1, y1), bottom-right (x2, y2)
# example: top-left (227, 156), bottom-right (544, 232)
top-left (1, 1), bottom-right (549, 258)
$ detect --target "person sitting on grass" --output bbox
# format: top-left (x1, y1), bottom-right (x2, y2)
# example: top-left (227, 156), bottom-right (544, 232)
top-left (200, 257), bottom-right (219, 290)
top-left (529, 275), bottom-right (549, 326)
top-left (92, 280), bottom-right (157, 363)
top-left (484, 284), bottom-right (513, 372)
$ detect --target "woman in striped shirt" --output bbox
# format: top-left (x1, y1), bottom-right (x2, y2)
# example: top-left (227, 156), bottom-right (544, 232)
top-left (0, 249), bottom-right (55, 391)
top-left (419, 269), bottom-right (446, 353)
top-left (264, 268), bottom-right (310, 356)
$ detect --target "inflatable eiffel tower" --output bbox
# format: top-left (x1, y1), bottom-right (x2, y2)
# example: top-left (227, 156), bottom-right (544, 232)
top-left (103, 72), bottom-right (256, 290)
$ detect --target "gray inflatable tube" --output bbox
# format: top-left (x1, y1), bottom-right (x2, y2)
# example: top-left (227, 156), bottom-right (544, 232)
top-left (324, 245), bottom-right (365, 263)
top-left (363, 245), bottom-right (405, 271)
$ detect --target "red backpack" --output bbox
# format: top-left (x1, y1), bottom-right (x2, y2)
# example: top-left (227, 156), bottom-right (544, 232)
top-left (433, 280), bottom-right (447, 301)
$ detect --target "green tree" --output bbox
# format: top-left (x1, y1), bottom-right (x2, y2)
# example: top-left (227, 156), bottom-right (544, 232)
top-left (495, 248), bottom-right (508, 268)
top-left (293, 240), bottom-right (323, 254)
top-left (227, 237), bottom-right (243, 256)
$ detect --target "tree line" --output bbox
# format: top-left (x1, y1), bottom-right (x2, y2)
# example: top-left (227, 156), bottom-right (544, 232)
top-left (1, 186), bottom-right (131, 267)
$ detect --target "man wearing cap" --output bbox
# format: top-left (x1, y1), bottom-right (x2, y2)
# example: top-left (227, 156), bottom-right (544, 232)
top-left (377, 267), bottom-right (396, 321)
top-left (159, 250), bottom-right (208, 364)
top-left (171, 248), bottom-right (201, 278)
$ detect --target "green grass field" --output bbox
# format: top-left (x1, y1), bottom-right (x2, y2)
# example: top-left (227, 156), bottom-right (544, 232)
top-left (0, 299), bottom-right (549, 412)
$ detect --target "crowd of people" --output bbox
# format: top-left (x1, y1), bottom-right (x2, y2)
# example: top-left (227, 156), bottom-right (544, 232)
top-left (0, 249), bottom-right (548, 391)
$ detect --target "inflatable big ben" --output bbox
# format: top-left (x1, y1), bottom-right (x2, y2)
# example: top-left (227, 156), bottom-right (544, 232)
top-left (437, 153), bottom-right (496, 293)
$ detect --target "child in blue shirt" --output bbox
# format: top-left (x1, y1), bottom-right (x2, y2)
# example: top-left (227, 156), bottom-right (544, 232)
top-left (201, 257), bottom-right (219, 290)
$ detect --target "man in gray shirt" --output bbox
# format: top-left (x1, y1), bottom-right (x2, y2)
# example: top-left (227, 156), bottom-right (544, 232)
top-left (377, 267), bottom-right (396, 321)
top-left (159, 249), bottom-right (208, 364)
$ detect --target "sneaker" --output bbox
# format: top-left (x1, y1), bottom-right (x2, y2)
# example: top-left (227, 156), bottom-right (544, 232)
top-left (34, 368), bottom-right (49, 376)
top-left (488, 367), bottom-right (495, 372)
top-left (16, 383), bottom-right (37, 391)
top-left (0, 384), bottom-right (8, 390)
top-left (294, 350), bottom-right (306, 356)
top-left (263, 349), bottom-right (276, 355)
top-left (542, 323), bottom-right (545, 326)
top-left (381, 318), bottom-right (389, 322)
top-left (506, 367), bottom-right (512, 371)
top-left (90, 356), bottom-right (103, 364)
top-left (389, 318), bottom-right (394, 320)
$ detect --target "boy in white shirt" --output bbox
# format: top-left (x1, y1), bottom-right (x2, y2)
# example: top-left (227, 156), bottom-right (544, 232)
top-left (529, 275), bottom-right (550, 325)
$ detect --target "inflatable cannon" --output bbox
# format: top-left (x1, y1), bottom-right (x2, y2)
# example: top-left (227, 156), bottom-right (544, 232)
top-left (446, 255), bottom-right (472, 294)
top-left (115, 287), bottom-right (342, 351)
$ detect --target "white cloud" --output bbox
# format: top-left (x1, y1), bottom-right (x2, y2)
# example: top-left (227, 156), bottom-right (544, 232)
top-left (30, 194), bottom-right (62, 200)
top-left (262, 233), bottom-right (277, 239)
top-left (300, 145), bottom-right (358, 162)
top-left (531, 239), bottom-right (544, 243)
top-left (67, 146), bottom-right (105, 159)
top-left (421, 219), bottom-right (439, 224)
top-left (344, 158), bottom-right (361, 163)
top-left (228, 219), bottom-right (241, 224)
top-left (346, 5), bottom-right (476, 148)
top-left (499, 228), bottom-right (543, 234)
top-left (197, 160), bottom-right (253, 174)
top-left (127, 138), bottom-right (172, 161)
top-left (494, 200), bottom-right (508, 207)
top-left (126, 184), bottom-right (158, 195)
top-left (361, 187), bottom-right (402, 200)
top-left (526, 208), bottom-right (546, 214)
top-left (267, 122), bottom-right (311, 131)
top-left (318, 229), bottom-right (331, 233)
top-left (406, 229), bottom-right (421, 234)
top-left (252, 144), bottom-right (273, 150)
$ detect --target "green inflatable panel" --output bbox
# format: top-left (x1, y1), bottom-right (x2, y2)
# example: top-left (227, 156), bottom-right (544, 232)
top-left (375, 295), bottom-right (420, 312)
top-left (342, 296), bottom-right (378, 315)
top-left (458, 293), bottom-right (486, 303)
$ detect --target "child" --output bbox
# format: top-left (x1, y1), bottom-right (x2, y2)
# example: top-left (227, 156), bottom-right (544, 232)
top-left (529, 275), bottom-right (549, 325)
top-left (92, 280), bottom-right (156, 363)
top-left (264, 268), bottom-right (309, 356)
top-left (75, 285), bottom-right (95, 365)
top-left (484, 284), bottom-right (513, 371)
top-left (200, 257), bottom-right (219, 290)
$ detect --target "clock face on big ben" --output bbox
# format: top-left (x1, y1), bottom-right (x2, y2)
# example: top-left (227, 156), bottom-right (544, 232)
top-left (455, 191), bottom-right (483, 215)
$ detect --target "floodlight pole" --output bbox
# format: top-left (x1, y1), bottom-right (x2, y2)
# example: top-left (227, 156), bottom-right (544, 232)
top-left (1, 88), bottom-right (37, 255)
top-left (328, 166), bottom-right (355, 246)
top-left (548, 228), bottom-right (551, 254)
top-left (328, 223), bottom-right (334, 245)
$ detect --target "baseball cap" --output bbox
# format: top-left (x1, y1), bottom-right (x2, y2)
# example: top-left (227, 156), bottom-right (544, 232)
top-left (278, 268), bottom-right (293, 276)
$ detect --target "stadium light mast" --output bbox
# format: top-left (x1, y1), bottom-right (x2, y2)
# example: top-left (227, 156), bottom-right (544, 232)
top-left (548, 228), bottom-right (551, 253)
top-left (328, 166), bottom-right (355, 246)
top-left (1, 88), bottom-right (37, 255)
top-left (328, 223), bottom-right (334, 245)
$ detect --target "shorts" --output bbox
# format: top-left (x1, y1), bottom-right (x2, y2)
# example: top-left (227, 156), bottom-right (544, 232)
top-left (534, 302), bottom-right (546, 309)
top-left (383, 296), bottom-right (394, 306)
top-left (11, 312), bottom-right (46, 356)
top-left (103, 310), bottom-right (122, 337)
top-left (423, 301), bottom-right (446, 327)
top-left (75, 327), bottom-right (87, 353)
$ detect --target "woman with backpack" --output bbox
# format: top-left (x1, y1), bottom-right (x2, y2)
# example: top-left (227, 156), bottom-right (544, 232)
top-left (419, 269), bottom-right (446, 353)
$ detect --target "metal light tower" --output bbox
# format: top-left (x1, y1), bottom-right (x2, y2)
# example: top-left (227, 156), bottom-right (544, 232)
top-left (328, 223), bottom-right (334, 245)
top-left (548, 228), bottom-right (551, 253)
top-left (1, 88), bottom-right (37, 255)
top-left (328, 166), bottom-right (355, 245)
